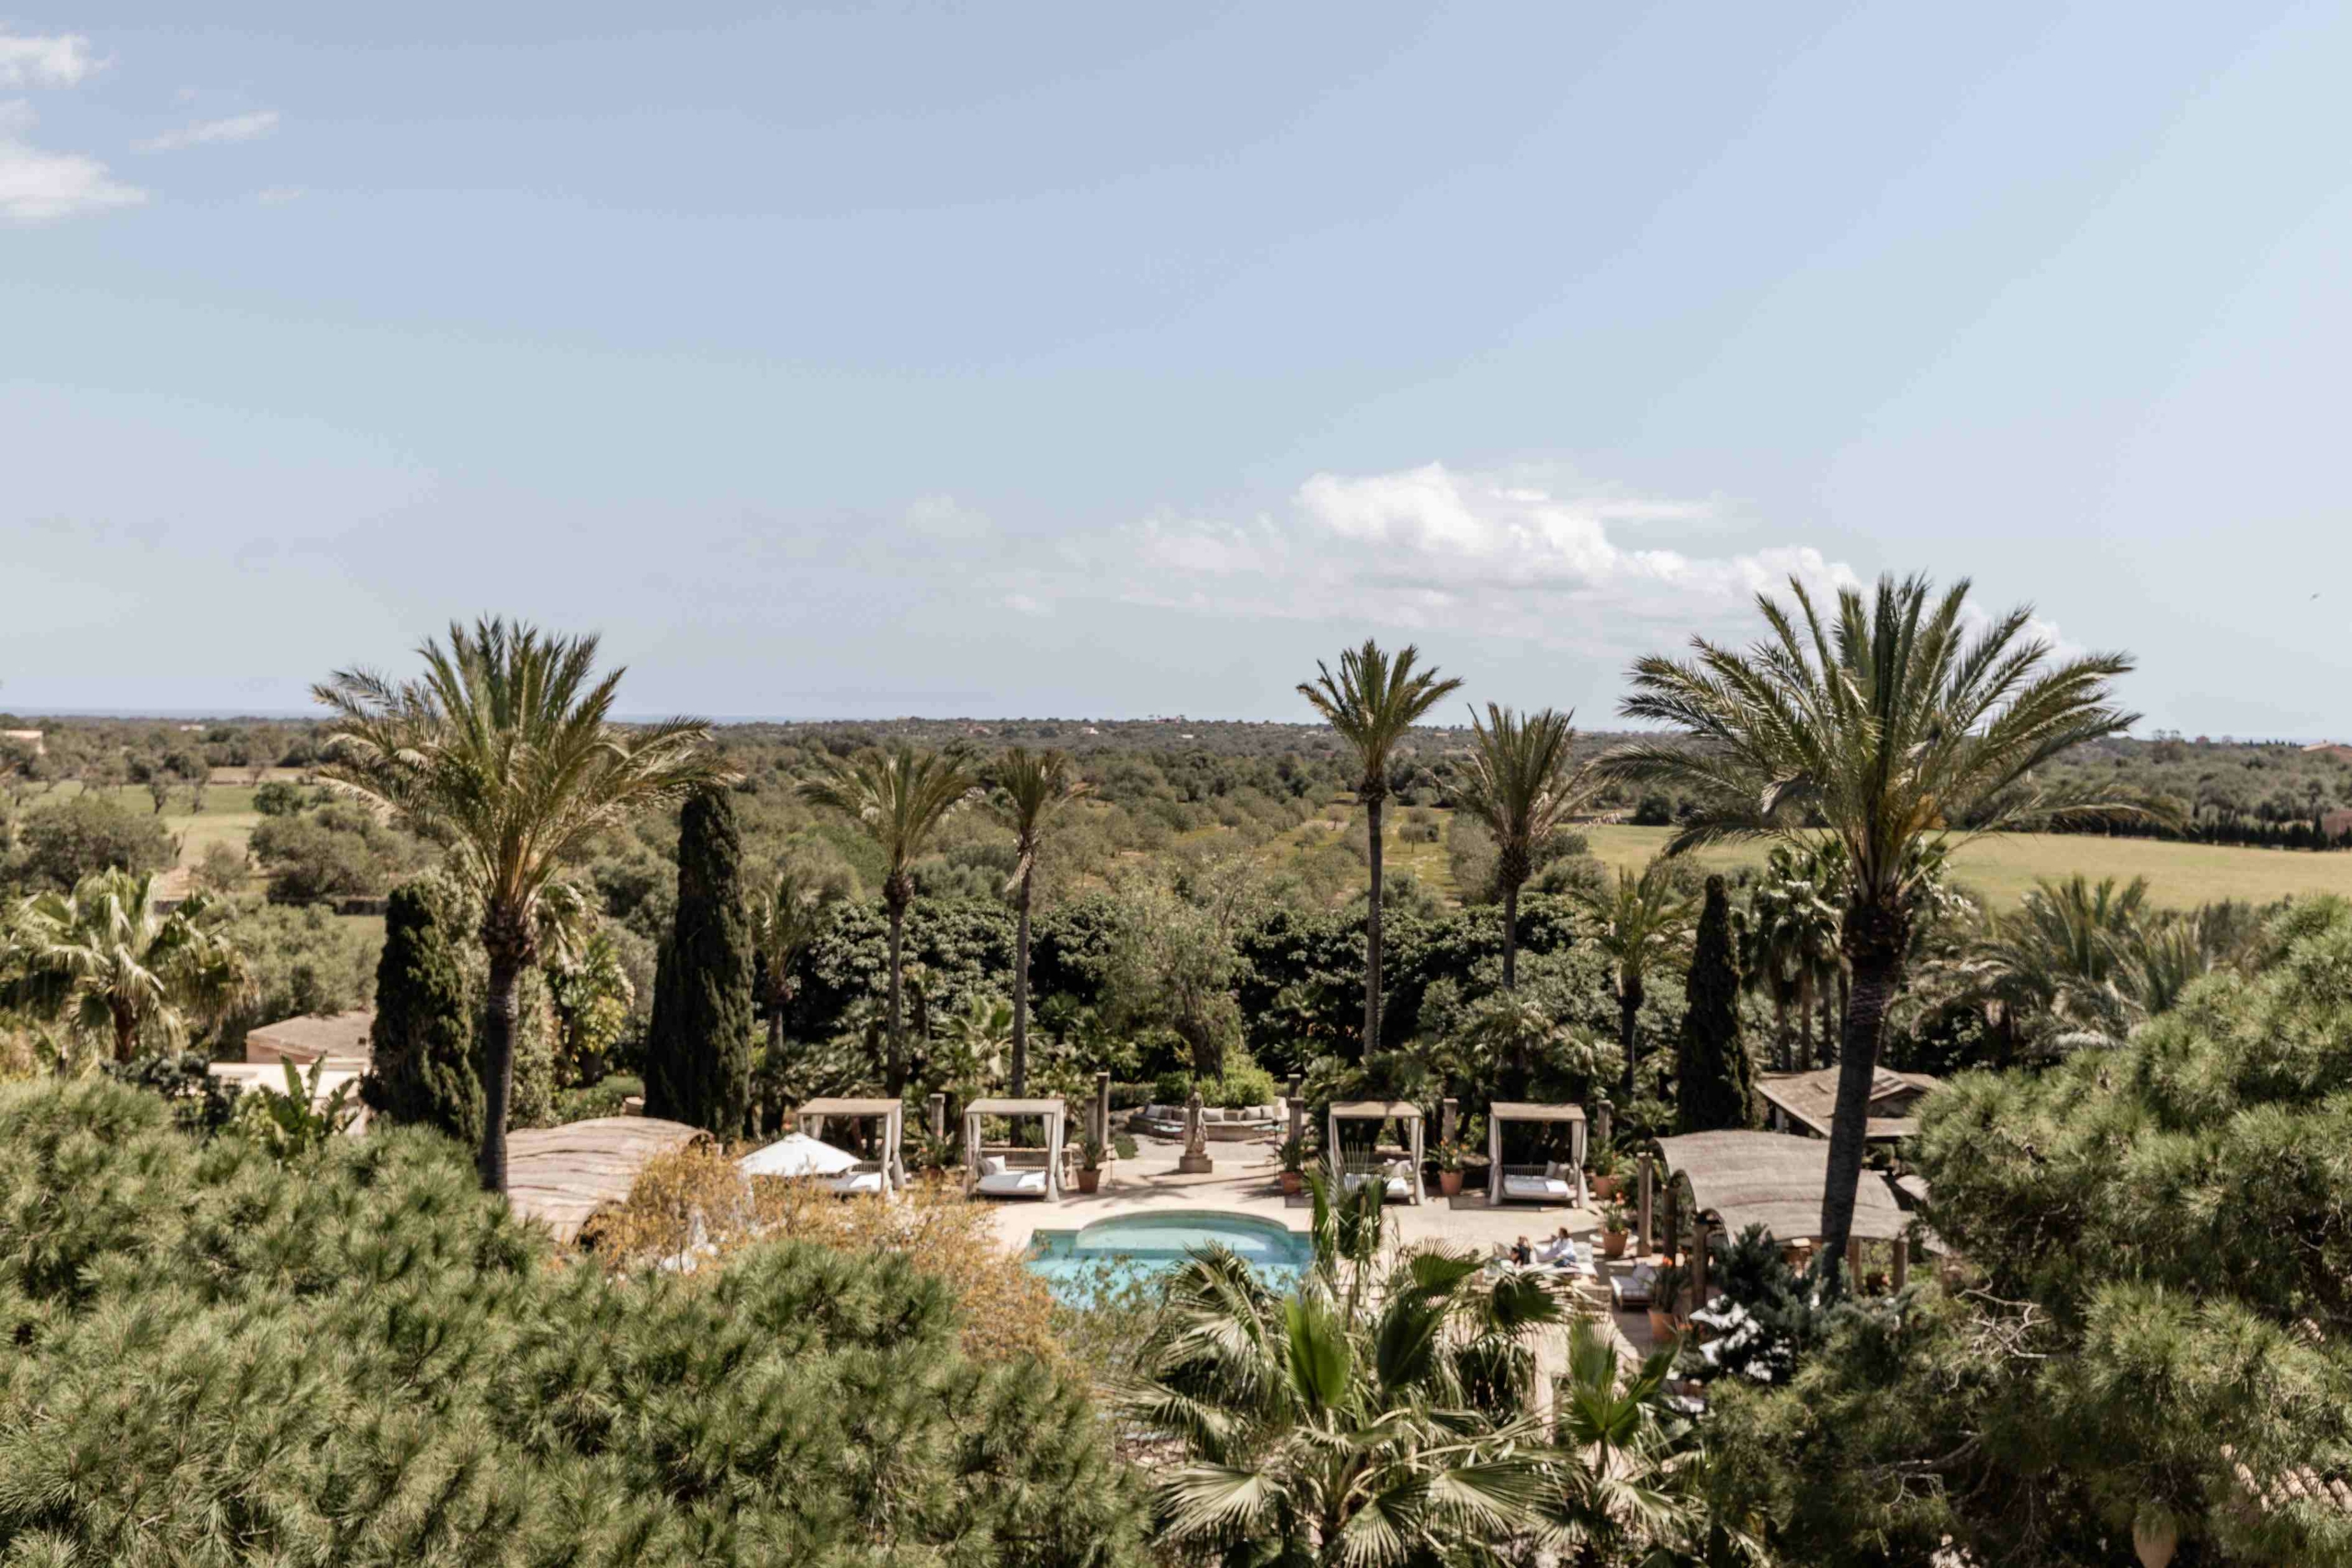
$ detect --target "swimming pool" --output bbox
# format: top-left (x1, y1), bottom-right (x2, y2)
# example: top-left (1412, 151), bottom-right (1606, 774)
top-left (1025, 1211), bottom-right (1316, 1303)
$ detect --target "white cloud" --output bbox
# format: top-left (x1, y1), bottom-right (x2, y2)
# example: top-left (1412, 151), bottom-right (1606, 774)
top-left (0, 99), bottom-right (143, 222)
top-left (0, 31), bottom-right (101, 89)
top-left (1006, 463), bottom-right (1863, 657)
top-left (133, 108), bottom-right (278, 153)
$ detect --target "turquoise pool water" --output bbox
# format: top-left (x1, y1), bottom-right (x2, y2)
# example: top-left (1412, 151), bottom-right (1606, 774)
top-left (1025, 1211), bottom-right (1315, 1303)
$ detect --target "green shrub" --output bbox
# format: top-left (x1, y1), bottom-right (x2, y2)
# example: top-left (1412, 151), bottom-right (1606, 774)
top-left (0, 1077), bottom-right (1148, 1566)
top-left (1204, 1060), bottom-right (1280, 1109)
top-left (551, 1071), bottom-right (645, 1123)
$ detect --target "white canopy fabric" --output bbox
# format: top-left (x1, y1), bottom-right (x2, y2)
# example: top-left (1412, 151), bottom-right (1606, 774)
top-left (737, 1133), bottom-right (860, 1179)
top-left (1487, 1101), bottom-right (1589, 1209)
top-left (1327, 1100), bottom-right (1425, 1205)
top-left (964, 1096), bottom-right (1067, 1201)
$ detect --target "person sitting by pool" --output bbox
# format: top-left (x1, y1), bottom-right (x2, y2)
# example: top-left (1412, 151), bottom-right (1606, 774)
top-left (1510, 1235), bottom-right (1533, 1267)
top-left (1532, 1227), bottom-right (1577, 1268)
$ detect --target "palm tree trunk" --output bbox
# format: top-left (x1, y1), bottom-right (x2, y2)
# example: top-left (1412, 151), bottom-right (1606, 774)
top-left (479, 942), bottom-right (523, 1194)
top-left (885, 892), bottom-right (908, 1094)
top-left (1771, 988), bottom-right (1791, 1074)
top-left (1817, 984), bottom-right (1836, 1068)
top-left (1363, 792), bottom-right (1385, 1055)
top-left (113, 1000), bottom-right (138, 1065)
top-left (1500, 877), bottom-right (1521, 990)
top-left (1817, 905), bottom-right (1907, 1268)
top-left (1011, 869), bottom-right (1033, 1097)
top-left (1616, 973), bottom-right (1643, 1102)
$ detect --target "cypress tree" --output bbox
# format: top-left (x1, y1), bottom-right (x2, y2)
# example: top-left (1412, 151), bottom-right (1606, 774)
top-left (363, 878), bottom-right (484, 1145)
top-left (644, 788), bottom-right (756, 1134)
top-left (1676, 874), bottom-right (1753, 1132)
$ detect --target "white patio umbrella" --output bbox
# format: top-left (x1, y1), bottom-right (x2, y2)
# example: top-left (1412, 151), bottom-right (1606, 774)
top-left (737, 1132), bottom-right (860, 1179)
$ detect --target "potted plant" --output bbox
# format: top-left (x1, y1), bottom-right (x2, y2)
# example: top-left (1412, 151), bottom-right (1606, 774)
top-left (1075, 1136), bottom-right (1104, 1195)
top-left (1277, 1133), bottom-right (1307, 1196)
top-left (1646, 1260), bottom-right (1690, 1348)
top-left (1433, 1137), bottom-right (1465, 1198)
top-left (1600, 1199), bottom-right (1632, 1259)
top-left (1587, 1141), bottom-right (1624, 1201)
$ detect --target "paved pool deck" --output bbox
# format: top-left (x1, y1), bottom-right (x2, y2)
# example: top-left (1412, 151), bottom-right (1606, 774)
top-left (983, 1132), bottom-right (1673, 1362)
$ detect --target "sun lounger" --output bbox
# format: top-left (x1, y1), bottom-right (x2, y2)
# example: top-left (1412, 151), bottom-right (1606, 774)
top-left (1501, 1172), bottom-right (1577, 1201)
top-left (830, 1167), bottom-right (886, 1197)
top-left (976, 1168), bottom-right (1051, 1198)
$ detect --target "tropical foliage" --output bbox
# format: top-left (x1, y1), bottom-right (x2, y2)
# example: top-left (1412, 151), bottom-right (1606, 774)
top-left (2, 868), bottom-right (252, 1061)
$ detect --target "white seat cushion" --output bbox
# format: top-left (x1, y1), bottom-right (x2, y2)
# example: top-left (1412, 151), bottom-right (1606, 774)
top-left (1502, 1173), bottom-right (1574, 1201)
top-left (978, 1154), bottom-right (1007, 1177)
top-left (830, 1169), bottom-right (885, 1196)
top-left (977, 1168), bottom-right (1049, 1197)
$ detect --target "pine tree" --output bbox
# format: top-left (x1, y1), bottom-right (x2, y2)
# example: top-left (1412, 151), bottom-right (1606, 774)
top-left (1676, 874), bottom-right (1753, 1131)
top-left (643, 789), bottom-right (756, 1134)
top-left (363, 878), bottom-right (484, 1145)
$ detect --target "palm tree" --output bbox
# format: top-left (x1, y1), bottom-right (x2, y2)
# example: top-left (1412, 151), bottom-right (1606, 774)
top-left (1743, 845), bottom-right (1844, 1071)
top-left (1454, 703), bottom-right (1585, 990)
top-left (6, 869), bottom-right (252, 1062)
top-left (1546, 1317), bottom-right (1736, 1562)
top-left (314, 618), bottom-right (726, 1193)
top-left (750, 864), bottom-right (833, 1055)
top-left (1568, 863), bottom-right (1694, 1106)
top-left (991, 747), bottom-right (1090, 1097)
top-left (1120, 1162), bottom-right (1559, 1565)
top-left (1600, 572), bottom-right (2137, 1260)
top-left (797, 745), bottom-right (978, 1093)
top-left (1298, 641), bottom-right (1462, 1056)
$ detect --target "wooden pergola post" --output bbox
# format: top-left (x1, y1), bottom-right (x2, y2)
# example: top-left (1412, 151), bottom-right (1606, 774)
top-left (1847, 1236), bottom-right (1864, 1288)
top-left (1637, 1152), bottom-right (1654, 1253)
top-left (1893, 1231), bottom-right (1910, 1292)
top-left (1691, 1219), bottom-right (1711, 1308)
top-left (1093, 1071), bottom-right (1111, 1147)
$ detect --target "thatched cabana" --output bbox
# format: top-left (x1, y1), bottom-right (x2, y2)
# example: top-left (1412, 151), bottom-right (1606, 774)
top-left (1487, 1101), bottom-right (1588, 1207)
top-left (797, 1097), bottom-right (906, 1198)
top-left (1647, 1130), bottom-right (1913, 1302)
top-left (506, 1116), bottom-right (709, 1246)
top-left (1756, 1066), bottom-right (1939, 1142)
top-left (1328, 1100), bottom-right (1424, 1205)
top-left (963, 1096), bottom-right (1068, 1201)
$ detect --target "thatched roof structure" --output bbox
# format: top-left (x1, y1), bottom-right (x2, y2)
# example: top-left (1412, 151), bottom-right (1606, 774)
top-left (505, 1116), bottom-right (708, 1246)
top-left (1656, 1130), bottom-right (1910, 1242)
top-left (1756, 1066), bottom-right (1939, 1142)
top-left (244, 1009), bottom-right (375, 1066)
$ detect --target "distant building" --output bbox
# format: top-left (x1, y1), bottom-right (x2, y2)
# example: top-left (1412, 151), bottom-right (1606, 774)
top-left (1756, 1066), bottom-right (1942, 1143)
top-left (213, 1008), bottom-right (375, 1133)
top-left (2302, 742), bottom-right (2352, 763)
top-left (0, 728), bottom-right (43, 756)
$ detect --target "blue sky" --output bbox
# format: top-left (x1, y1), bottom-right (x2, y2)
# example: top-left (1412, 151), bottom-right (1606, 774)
top-left (5, 3), bottom-right (2346, 731)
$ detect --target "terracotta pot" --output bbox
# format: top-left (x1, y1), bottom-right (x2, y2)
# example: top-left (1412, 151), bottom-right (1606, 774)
top-left (1438, 1169), bottom-right (1464, 1197)
top-left (2134, 1507), bottom-right (2179, 1568)
top-left (1646, 1309), bottom-right (1675, 1344)
top-left (1590, 1175), bottom-right (1623, 1201)
top-left (1076, 1168), bottom-right (1101, 1195)
top-left (1603, 1227), bottom-right (1629, 1259)
top-left (1279, 1169), bottom-right (1304, 1196)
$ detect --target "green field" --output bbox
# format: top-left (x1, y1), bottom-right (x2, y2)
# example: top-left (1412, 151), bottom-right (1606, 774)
top-left (1249, 805), bottom-right (2352, 912)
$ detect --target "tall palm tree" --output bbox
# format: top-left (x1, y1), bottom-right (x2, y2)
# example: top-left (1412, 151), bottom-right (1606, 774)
top-left (1454, 703), bottom-right (1584, 990)
top-left (6, 869), bottom-right (252, 1061)
top-left (314, 618), bottom-right (726, 1193)
top-left (1568, 864), bottom-right (1694, 1106)
top-left (1298, 640), bottom-right (1462, 1056)
top-left (750, 864), bottom-right (832, 1055)
top-left (797, 745), bottom-right (978, 1093)
top-left (1599, 572), bottom-right (2137, 1260)
top-left (1743, 845), bottom-right (1845, 1071)
top-left (1119, 1162), bottom-right (1559, 1565)
top-left (991, 746), bottom-right (1090, 1096)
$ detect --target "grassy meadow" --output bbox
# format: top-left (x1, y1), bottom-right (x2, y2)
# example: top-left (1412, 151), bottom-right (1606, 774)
top-left (1251, 804), bottom-right (2352, 912)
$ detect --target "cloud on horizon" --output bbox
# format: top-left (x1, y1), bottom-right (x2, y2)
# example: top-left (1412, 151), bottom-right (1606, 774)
top-left (133, 108), bottom-right (279, 153)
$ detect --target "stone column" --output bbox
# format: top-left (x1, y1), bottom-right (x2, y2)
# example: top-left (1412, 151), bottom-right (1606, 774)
top-left (1592, 1100), bottom-right (1613, 1147)
top-left (1286, 1079), bottom-right (1305, 1145)
top-left (1691, 1221), bottom-right (1711, 1308)
top-left (1439, 1097), bottom-right (1458, 1147)
top-left (926, 1092), bottom-right (945, 1141)
top-left (1093, 1071), bottom-right (1112, 1147)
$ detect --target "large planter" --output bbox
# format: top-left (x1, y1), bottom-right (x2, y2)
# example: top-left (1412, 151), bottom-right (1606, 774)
top-left (1602, 1227), bottom-right (1629, 1260)
top-left (1590, 1174), bottom-right (1623, 1201)
top-left (2134, 1507), bottom-right (2179, 1568)
top-left (1279, 1169), bottom-right (1304, 1197)
top-left (1646, 1308), bottom-right (1675, 1344)
top-left (1076, 1168), bottom-right (1101, 1195)
top-left (1438, 1169), bottom-right (1464, 1198)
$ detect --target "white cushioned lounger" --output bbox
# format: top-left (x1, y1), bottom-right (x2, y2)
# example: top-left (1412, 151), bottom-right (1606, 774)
top-left (831, 1168), bottom-right (886, 1197)
top-left (1502, 1173), bottom-right (1576, 1201)
top-left (976, 1168), bottom-right (1051, 1198)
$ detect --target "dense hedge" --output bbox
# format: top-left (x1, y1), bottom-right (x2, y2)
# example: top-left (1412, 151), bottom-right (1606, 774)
top-left (0, 1079), bottom-right (1145, 1566)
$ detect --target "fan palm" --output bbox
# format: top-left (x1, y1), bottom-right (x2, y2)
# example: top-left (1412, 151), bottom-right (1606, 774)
top-left (1120, 1161), bottom-right (1560, 1566)
top-left (750, 865), bottom-right (833, 1055)
top-left (1298, 641), bottom-right (1463, 1056)
top-left (313, 618), bottom-right (726, 1192)
top-left (797, 745), bottom-right (978, 1092)
top-left (991, 747), bottom-right (1091, 1096)
top-left (6, 869), bottom-right (253, 1062)
top-left (1546, 1318), bottom-right (1745, 1561)
top-left (1454, 703), bottom-right (1585, 990)
top-left (1568, 863), bottom-right (1694, 1105)
top-left (1599, 572), bottom-right (2138, 1258)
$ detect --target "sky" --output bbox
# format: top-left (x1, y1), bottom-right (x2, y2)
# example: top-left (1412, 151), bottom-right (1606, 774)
top-left (4, 3), bottom-right (2347, 733)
